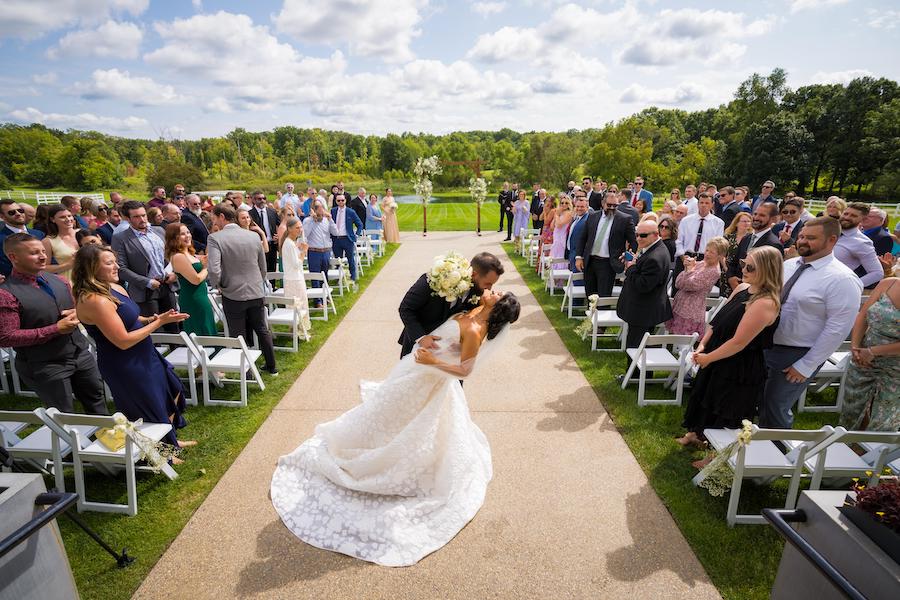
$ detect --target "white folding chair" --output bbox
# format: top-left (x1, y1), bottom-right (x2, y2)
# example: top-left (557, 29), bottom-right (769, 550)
top-left (207, 291), bottom-right (229, 336)
top-left (704, 297), bottom-right (726, 324)
top-left (365, 231), bottom-right (384, 257)
top-left (560, 272), bottom-right (587, 318)
top-left (0, 347), bottom-right (11, 395)
top-left (304, 272), bottom-right (336, 320)
top-left (356, 237), bottom-right (372, 267)
top-left (621, 332), bottom-right (698, 406)
top-left (520, 228), bottom-right (539, 258)
top-left (0, 409), bottom-right (97, 491)
top-left (151, 332), bottom-right (202, 406)
top-left (545, 257), bottom-right (571, 296)
top-left (327, 258), bottom-right (347, 296)
top-left (527, 236), bottom-right (541, 266)
top-left (3, 347), bottom-right (37, 398)
top-left (190, 334), bottom-right (265, 408)
top-left (698, 425), bottom-right (835, 526)
top-left (797, 341), bottom-right (851, 413)
top-left (40, 408), bottom-right (176, 516)
top-left (590, 297), bottom-right (628, 351)
top-left (265, 295), bottom-right (310, 352)
top-left (785, 429), bottom-right (900, 488)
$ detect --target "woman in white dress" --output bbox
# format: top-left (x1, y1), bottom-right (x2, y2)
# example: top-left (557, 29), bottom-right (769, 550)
top-left (279, 217), bottom-right (310, 329)
top-left (271, 291), bottom-right (521, 567)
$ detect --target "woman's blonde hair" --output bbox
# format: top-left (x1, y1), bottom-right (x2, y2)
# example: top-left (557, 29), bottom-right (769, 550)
top-left (705, 236), bottom-right (730, 259)
top-left (745, 245), bottom-right (783, 311)
top-left (72, 244), bottom-right (120, 306)
top-left (725, 212), bottom-right (752, 235)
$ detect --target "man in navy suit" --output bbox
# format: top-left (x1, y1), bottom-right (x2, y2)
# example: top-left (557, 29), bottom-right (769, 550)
top-left (180, 194), bottom-right (209, 252)
top-left (860, 207), bottom-right (894, 256)
top-left (575, 191), bottom-right (637, 298)
top-left (772, 198), bottom-right (804, 248)
top-left (717, 186), bottom-right (741, 228)
top-left (632, 176), bottom-right (653, 212)
top-left (726, 202), bottom-right (783, 291)
top-left (617, 190), bottom-right (640, 226)
top-left (566, 196), bottom-right (591, 272)
top-left (330, 194), bottom-right (364, 281)
top-left (750, 180), bottom-right (778, 212)
top-left (0, 200), bottom-right (45, 277)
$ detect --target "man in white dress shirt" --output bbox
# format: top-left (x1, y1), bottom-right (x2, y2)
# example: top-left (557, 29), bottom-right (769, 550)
top-left (834, 202), bottom-right (884, 289)
top-left (673, 193), bottom-right (724, 285)
top-left (278, 183), bottom-right (301, 211)
top-left (682, 184), bottom-right (698, 214)
top-left (759, 217), bottom-right (863, 429)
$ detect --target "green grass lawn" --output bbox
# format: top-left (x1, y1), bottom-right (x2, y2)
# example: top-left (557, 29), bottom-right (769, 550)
top-left (0, 244), bottom-right (397, 600)
top-left (501, 243), bottom-right (837, 600)
top-left (398, 202), bottom-right (500, 232)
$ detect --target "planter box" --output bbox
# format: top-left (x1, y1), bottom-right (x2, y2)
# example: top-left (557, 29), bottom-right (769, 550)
top-left (771, 490), bottom-right (900, 600)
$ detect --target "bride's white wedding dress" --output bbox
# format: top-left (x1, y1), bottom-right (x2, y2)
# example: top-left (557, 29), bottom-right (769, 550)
top-left (270, 317), bottom-right (503, 567)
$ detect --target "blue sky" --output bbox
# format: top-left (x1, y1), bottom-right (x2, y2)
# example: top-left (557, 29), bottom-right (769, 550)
top-left (1, 0), bottom-right (898, 139)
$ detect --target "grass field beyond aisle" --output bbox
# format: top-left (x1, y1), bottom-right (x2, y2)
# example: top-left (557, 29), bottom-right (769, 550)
top-left (502, 243), bottom-right (838, 600)
top-left (0, 244), bottom-right (397, 600)
top-left (397, 202), bottom-right (500, 232)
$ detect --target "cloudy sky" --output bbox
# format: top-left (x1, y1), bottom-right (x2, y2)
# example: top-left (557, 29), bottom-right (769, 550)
top-left (1, 0), bottom-right (898, 139)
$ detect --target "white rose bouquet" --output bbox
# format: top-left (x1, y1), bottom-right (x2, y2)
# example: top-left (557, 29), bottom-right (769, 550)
top-left (427, 251), bottom-right (473, 303)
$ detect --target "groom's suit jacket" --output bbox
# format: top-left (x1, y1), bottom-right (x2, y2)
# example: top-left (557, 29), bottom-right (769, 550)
top-left (398, 273), bottom-right (469, 358)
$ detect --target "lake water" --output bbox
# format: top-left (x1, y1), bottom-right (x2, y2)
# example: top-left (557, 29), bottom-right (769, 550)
top-left (395, 194), bottom-right (473, 204)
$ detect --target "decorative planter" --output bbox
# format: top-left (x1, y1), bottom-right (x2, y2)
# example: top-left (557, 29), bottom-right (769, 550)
top-left (838, 504), bottom-right (900, 565)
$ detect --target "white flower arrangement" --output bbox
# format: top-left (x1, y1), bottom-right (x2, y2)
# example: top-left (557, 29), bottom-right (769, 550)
top-left (413, 155), bottom-right (442, 205)
top-left (388, 200), bottom-right (398, 210)
top-left (112, 413), bottom-right (179, 475)
top-left (574, 294), bottom-right (600, 340)
top-left (696, 419), bottom-right (754, 497)
top-left (427, 251), bottom-right (473, 303)
top-left (468, 176), bottom-right (488, 206)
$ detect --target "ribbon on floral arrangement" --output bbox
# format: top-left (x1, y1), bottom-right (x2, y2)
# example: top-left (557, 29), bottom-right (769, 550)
top-left (110, 413), bottom-right (180, 479)
top-left (574, 294), bottom-right (600, 340)
top-left (692, 420), bottom-right (753, 497)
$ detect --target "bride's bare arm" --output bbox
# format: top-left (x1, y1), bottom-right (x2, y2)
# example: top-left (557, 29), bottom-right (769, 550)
top-left (415, 323), bottom-right (483, 377)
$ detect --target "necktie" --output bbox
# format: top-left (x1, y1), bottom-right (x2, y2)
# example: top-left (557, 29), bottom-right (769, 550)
top-left (781, 263), bottom-right (812, 303)
top-left (36, 276), bottom-right (57, 300)
top-left (784, 224), bottom-right (791, 235)
top-left (591, 215), bottom-right (611, 256)
top-left (693, 218), bottom-right (705, 252)
top-left (748, 233), bottom-right (758, 248)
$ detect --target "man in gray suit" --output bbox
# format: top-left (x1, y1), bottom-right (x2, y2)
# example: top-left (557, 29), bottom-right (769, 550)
top-left (207, 204), bottom-right (278, 375)
top-left (112, 200), bottom-right (179, 332)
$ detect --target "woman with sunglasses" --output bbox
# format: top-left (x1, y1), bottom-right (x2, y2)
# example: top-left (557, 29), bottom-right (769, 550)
top-left (677, 246), bottom-right (783, 456)
top-left (549, 196), bottom-right (573, 259)
top-left (91, 203), bottom-right (114, 244)
top-left (657, 215), bottom-right (678, 262)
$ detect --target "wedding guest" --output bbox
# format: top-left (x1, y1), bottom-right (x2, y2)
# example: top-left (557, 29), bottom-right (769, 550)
top-left (750, 180), bottom-right (777, 213)
top-left (207, 204), bottom-right (278, 375)
top-left (350, 187), bottom-right (369, 227)
top-left (279, 183), bottom-right (300, 212)
top-left (674, 193), bottom-right (724, 287)
top-left (148, 186), bottom-right (168, 209)
top-left (759, 217), bottom-right (863, 429)
top-left (42, 204), bottom-right (79, 283)
top-left (147, 207), bottom-right (164, 227)
top-left (818, 196), bottom-right (846, 219)
top-left (91, 203), bottom-right (114, 244)
top-left (21, 204), bottom-right (36, 228)
top-left (677, 246), bottom-right (783, 451)
top-left (658, 215), bottom-right (678, 262)
top-left (181, 193), bottom-right (210, 252)
top-left (840, 276), bottom-right (900, 431)
top-left (717, 187), bottom-right (741, 227)
top-left (1, 200), bottom-right (45, 277)
top-left (381, 190), bottom-right (401, 243)
top-left (634, 197), bottom-right (651, 217)
top-left (836, 202), bottom-right (883, 289)
top-left (682, 185), bottom-right (698, 214)
top-left (566, 196), bottom-right (590, 274)
top-left (238, 208), bottom-right (270, 256)
top-left (660, 200), bottom-right (677, 218)
top-left (249, 190), bottom-right (280, 272)
top-left (60, 196), bottom-right (87, 230)
top-left (720, 212), bottom-right (753, 297)
top-left (617, 190), bottom-right (640, 226)
top-left (331, 194), bottom-right (364, 282)
top-left (366, 193), bottom-right (384, 239)
top-left (165, 223), bottom-right (216, 336)
top-left (632, 176), bottom-right (653, 212)
top-left (726, 202), bottom-right (783, 292)
top-left (512, 189), bottom-right (531, 250)
top-left (496, 182), bottom-right (510, 232)
top-left (160, 203), bottom-right (182, 228)
top-left (302, 199), bottom-right (339, 300)
top-left (669, 188), bottom-right (681, 205)
top-left (0, 233), bottom-right (107, 415)
top-left (673, 204), bottom-right (689, 224)
top-left (540, 194), bottom-right (558, 245)
top-left (860, 207), bottom-right (894, 256)
top-left (530, 188), bottom-right (546, 231)
top-left (79, 197), bottom-right (98, 231)
top-left (276, 205), bottom-right (297, 247)
top-left (616, 220), bottom-right (672, 361)
top-left (772, 198), bottom-right (804, 248)
top-left (280, 217), bottom-right (311, 329)
top-left (74, 245), bottom-right (193, 450)
top-left (667, 237), bottom-right (728, 337)
top-left (76, 230), bottom-right (102, 247)
top-left (734, 187), bottom-right (752, 213)
top-left (550, 196), bottom-right (574, 259)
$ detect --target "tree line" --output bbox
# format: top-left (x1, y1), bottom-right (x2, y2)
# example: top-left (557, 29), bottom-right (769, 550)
top-left (1, 69), bottom-right (897, 199)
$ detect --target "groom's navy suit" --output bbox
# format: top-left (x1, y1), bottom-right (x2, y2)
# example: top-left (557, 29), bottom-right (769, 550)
top-left (398, 273), bottom-right (470, 358)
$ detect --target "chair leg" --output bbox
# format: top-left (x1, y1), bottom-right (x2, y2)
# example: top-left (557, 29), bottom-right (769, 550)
top-left (621, 360), bottom-right (637, 390)
top-left (125, 441), bottom-right (138, 516)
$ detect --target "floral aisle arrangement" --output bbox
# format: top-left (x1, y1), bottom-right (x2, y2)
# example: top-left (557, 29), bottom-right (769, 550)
top-left (427, 251), bottom-right (473, 303)
top-left (101, 413), bottom-right (180, 478)
top-left (469, 176), bottom-right (488, 235)
top-left (694, 420), bottom-right (754, 497)
top-left (574, 294), bottom-right (600, 340)
top-left (413, 155), bottom-right (442, 235)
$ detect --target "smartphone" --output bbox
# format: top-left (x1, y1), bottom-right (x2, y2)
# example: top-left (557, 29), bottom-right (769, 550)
top-left (623, 251), bottom-right (634, 261)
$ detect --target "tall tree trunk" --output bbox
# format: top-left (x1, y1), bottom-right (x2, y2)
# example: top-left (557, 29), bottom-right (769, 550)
top-left (812, 155), bottom-right (824, 196)
top-left (837, 167), bottom-right (847, 196)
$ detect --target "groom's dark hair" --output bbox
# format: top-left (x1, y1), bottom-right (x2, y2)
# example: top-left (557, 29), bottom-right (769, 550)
top-left (471, 252), bottom-right (504, 277)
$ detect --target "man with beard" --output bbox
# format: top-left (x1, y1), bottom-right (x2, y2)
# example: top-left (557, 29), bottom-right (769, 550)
top-left (181, 193), bottom-right (210, 252)
top-left (759, 217), bottom-right (862, 428)
top-left (835, 202), bottom-right (884, 289)
top-left (575, 191), bottom-right (636, 298)
top-left (726, 202), bottom-right (783, 291)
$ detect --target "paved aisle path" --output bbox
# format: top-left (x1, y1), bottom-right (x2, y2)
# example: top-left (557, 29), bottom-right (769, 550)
top-left (135, 232), bottom-right (720, 600)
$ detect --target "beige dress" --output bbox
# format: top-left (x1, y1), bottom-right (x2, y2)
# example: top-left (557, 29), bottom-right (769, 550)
top-left (382, 201), bottom-right (401, 243)
top-left (48, 235), bottom-right (77, 282)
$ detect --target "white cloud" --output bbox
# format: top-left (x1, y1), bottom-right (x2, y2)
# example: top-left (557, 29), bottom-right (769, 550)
top-left (471, 1), bottom-right (506, 17)
top-left (8, 106), bottom-right (148, 131)
top-left (145, 11), bottom-right (345, 111)
top-left (0, 0), bottom-right (148, 40)
top-left (467, 26), bottom-right (543, 62)
top-left (32, 72), bottom-right (58, 85)
top-left (192, 0), bottom-right (203, 9)
top-left (273, 0), bottom-right (426, 63)
top-left (67, 69), bottom-right (180, 106)
top-left (620, 83), bottom-right (704, 105)
top-left (46, 20), bottom-right (143, 60)
top-left (789, 0), bottom-right (849, 14)
top-left (867, 9), bottom-right (900, 29)
top-left (808, 69), bottom-right (874, 85)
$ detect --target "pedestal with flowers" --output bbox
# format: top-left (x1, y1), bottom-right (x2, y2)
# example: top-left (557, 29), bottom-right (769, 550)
top-left (412, 155), bottom-right (442, 237)
top-left (469, 176), bottom-right (487, 236)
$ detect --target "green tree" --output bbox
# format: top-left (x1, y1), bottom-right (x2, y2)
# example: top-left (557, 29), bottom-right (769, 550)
top-left (146, 160), bottom-right (204, 194)
top-left (524, 132), bottom-right (583, 189)
top-left (738, 112), bottom-right (813, 190)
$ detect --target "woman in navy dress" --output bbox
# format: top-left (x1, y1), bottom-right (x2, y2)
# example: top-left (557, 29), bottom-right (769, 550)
top-left (72, 245), bottom-right (194, 450)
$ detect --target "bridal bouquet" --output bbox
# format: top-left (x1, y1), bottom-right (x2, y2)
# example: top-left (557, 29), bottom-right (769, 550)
top-left (427, 251), bottom-right (473, 303)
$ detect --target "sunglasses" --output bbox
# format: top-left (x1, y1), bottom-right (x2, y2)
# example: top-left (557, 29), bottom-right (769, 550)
top-left (739, 259), bottom-right (756, 273)
top-left (5, 208), bottom-right (25, 216)
top-left (256, 197), bottom-right (266, 201)
top-left (781, 209), bottom-right (798, 215)
top-left (636, 232), bottom-right (655, 238)
top-left (658, 224), bottom-right (671, 230)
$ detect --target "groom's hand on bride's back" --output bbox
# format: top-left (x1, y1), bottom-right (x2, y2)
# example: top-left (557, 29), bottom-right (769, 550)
top-left (418, 335), bottom-right (441, 350)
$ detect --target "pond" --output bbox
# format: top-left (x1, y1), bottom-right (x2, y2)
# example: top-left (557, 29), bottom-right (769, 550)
top-left (395, 194), bottom-right (474, 204)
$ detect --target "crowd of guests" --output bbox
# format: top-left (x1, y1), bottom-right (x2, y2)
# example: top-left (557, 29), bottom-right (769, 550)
top-left (505, 175), bottom-right (899, 452)
top-left (0, 181), bottom-right (396, 457)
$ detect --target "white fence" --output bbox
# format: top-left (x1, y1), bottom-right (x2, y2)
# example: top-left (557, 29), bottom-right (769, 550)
top-left (1, 190), bottom-right (106, 204)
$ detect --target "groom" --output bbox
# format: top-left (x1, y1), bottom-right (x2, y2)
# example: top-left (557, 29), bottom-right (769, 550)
top-left (398, 252), bottom-right (505, 358)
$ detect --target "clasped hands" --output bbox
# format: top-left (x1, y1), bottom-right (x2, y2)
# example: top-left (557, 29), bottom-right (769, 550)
top-left (851, 346), bottom-right (875, 368)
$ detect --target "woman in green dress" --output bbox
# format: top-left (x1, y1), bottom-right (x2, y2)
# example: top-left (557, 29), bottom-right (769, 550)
top-left (165, 223), bottom-right (218, 336)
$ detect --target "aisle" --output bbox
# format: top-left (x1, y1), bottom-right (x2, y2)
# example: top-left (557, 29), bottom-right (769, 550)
top-left (134, 232), bottom-right (720, 600)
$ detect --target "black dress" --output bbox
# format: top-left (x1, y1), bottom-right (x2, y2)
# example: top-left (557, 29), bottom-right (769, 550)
top-left (682, 288), bottom-right (778, 435)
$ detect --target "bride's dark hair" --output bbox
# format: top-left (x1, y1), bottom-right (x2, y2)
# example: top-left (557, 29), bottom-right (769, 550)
top-left (486, 292), bottom-right (520, 340)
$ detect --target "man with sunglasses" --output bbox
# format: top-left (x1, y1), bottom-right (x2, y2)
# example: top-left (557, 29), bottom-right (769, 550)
top-left (330, 194), bottom-right (363, 281)
top-left (250, 191), bottom-right (280, 272)
top-left (717, 186), bottom-right (741, 227)
top-left (632, 176), bottom-right (653, 212)
top-left (0, 200), bottom-right (45, 277)
top-left (575, 191), bottom-right (636, 298)
top-left (772, 198), bottom-right (804, 248)
top-left (750, 180), bottom-right (778, 213)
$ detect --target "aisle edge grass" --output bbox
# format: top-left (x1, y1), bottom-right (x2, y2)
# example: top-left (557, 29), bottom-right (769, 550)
top-left (0, 243), bottom-right (398, 600)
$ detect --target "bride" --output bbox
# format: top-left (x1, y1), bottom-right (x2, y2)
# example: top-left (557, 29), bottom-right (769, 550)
top-left (270, 289), bottom-right (521, 567)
